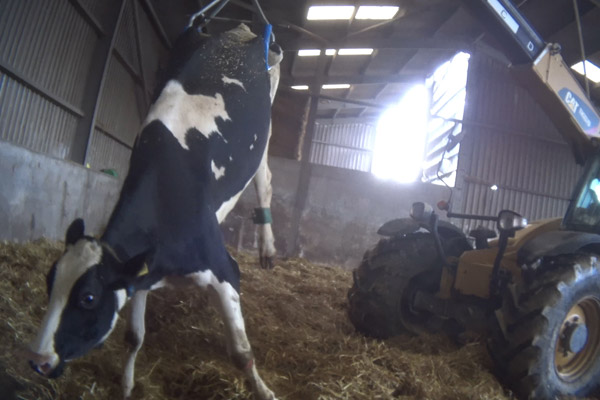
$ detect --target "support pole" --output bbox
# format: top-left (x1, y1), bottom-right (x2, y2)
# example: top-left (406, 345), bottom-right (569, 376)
top-left (68, 0), bottom-right (127, 164)
top-left (287, 50), bottom-right (328, 256)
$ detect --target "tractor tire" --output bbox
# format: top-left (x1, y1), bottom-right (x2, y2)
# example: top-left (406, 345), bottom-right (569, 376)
top-left (490, 255), bottom-right (600, 399)
top-left (347, 232), bottom-right (444, 338)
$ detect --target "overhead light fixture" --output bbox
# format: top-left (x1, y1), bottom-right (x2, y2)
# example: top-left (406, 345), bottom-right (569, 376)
top-left (298, 49), bottom-right (321, 57)
top-left (355, 6), bottom-right (399, 20)
top-left (307, 5), bottom-right (355, 20)
top-left (322, 84), bottom-right (351, 89)
top-left (338, 48), bottom-right (374, 56)
top-left (291, 85), bottom-right (309, 90)
top-left (297, 49), bottom-right (337, 57)
top-left (571, 60), bottom-right (600, 83)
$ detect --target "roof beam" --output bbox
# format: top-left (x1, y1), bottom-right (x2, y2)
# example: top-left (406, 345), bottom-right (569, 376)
top-left (282, 73), bottom-right (424, 86)
top-left (283, 36), bottom-right (471, 51)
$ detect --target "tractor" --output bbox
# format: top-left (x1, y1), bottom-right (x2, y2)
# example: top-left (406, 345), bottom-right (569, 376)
top-left (347, 0), bottom-right (600, 398)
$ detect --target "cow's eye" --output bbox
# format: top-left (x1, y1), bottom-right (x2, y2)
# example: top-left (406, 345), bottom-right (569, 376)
top-left (79, 293), bottom-right (97, 309)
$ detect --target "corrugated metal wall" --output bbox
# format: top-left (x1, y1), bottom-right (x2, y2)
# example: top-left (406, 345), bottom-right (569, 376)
top-left (310, 122), bottom-right (376, 172)
top-left (0, 0), bottom-right (168, 178)
top-left (0, 0), bottom-right (95, 158)
top-left (455, 52), bottom-right (582, 232)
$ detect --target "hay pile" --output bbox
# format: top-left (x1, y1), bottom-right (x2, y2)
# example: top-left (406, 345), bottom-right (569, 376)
top-left (1, 239), bottom-right (512, 400)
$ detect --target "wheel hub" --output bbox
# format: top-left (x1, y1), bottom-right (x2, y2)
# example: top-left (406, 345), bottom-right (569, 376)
top-left (560, 320), bottom-right (588, 354)
top-left (554, 298), bottom-right (600, 382)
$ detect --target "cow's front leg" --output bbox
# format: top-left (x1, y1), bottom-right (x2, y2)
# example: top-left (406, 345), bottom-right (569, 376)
top-left (122, 290), bottom-right (148, 399)
top-left (253, 150), bottom-right (276, 269)
top-left (209, 280), bottom-right (276, 400)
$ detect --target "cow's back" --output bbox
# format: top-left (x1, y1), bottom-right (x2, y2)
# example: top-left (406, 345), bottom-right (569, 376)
top-left (145, 24), bottom-right (273, 211)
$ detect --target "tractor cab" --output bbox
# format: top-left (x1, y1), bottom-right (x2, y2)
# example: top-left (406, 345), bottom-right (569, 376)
top-left (563, 154), bottom-right (600, 233)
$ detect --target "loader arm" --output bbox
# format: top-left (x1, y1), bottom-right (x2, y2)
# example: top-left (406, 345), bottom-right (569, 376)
top-left (461, 0), bottom-right (600, 164)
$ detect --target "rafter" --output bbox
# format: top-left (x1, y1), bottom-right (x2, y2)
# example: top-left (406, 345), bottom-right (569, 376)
top-left (281, 73), bottom-right (424, 86)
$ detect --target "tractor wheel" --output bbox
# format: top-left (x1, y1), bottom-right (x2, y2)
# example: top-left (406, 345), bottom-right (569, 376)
top-left (490, 255), bottom-right (600, 399)
top-left (347, 232), bottom-right (445, 338)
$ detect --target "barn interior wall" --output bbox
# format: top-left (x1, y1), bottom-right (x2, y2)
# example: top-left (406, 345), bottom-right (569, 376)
top-left (222, 156), bottom-right (449, 269)
top-left (0, 0), bottom-right (169, 180)
top-left (0, 140), bottom-right (121, 241)
top-left (0, 0), bottom-right (173, 240)
top-left (453, 51), bottom-right (582, 232)
top-left (1, 136), bottom-right (447, 269)
top-left (2, 0), bottom-right (465, 267)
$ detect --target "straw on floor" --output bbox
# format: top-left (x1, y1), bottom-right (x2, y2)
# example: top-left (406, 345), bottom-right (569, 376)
top-left (1, 239), bottom-right (514, 400)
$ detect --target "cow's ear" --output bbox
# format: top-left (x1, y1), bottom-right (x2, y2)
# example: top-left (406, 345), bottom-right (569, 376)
top-left (122, 252), bottom-right (149, 278)
top-left (106, 252), bottom-right (150, 292)
top-left (66, 218), bottom-right (85, 245)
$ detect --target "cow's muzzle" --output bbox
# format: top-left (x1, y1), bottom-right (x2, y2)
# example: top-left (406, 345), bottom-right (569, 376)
top-left (25, 349), bottom-right (62, 378)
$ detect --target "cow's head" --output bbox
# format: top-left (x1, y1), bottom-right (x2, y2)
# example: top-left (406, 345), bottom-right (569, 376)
top-left (28, 219), bottom-right (138, 377)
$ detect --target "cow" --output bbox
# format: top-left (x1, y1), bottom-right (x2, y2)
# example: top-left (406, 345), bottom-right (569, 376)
top-left (26, 23), bottom-right (282, 400)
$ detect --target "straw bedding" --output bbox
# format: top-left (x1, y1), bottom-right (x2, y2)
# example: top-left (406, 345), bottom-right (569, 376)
top-left (1, 239), bottom-right (520, 399)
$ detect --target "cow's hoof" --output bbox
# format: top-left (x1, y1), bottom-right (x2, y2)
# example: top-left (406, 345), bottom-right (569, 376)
top-left (256, 389), bottom-right (277, 400)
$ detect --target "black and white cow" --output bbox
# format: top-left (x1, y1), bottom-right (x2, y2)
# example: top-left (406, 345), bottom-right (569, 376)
top-left (27, 24), bottom-right (282, 400)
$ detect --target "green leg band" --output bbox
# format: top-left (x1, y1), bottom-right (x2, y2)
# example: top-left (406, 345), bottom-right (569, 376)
top-left (253, 208), bottom-right (272, 224)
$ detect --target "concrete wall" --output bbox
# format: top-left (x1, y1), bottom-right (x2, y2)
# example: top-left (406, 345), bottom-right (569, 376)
top-left (0, 141), bottom-right (121, 241)
top-left (1, 141), bottom-right (447, 268)
top-left (222, 156), bottom-right (449, 269)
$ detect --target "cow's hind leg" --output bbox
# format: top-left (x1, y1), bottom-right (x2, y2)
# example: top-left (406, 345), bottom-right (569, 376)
top-left (253, 151), bottom-right (276, 269)
top-left (193, 272), bottom-right (275, 400)
top-left (122, 290), bottom-right (149, 399)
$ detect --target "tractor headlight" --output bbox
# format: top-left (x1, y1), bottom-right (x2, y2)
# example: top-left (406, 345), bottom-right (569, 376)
top-left (497, 210), bottom-right (527, 232)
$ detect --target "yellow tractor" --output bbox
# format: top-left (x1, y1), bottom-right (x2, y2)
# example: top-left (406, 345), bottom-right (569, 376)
top-left (347, 0), bottom-right (600, 398)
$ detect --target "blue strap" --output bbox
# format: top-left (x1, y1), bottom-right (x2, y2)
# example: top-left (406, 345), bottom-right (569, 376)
top-left (264, 24), bottom-right (272, 70)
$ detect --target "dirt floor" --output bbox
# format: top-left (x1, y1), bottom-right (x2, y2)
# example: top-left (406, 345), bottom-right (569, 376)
top-left (1, 239), bottom-right (518, 400)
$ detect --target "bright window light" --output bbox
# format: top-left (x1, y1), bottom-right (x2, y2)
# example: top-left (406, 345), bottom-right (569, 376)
top-left (571, 60), bottom-right (600, 83)
top-left (355, 6), bottom-right (399, 20)
top-left (291, 85), bottom-right (309, 90)
top-left (338, 48), bottom-right (374, 56)
top-left (307, 5), bottom-right (355, 20)
top-left (425, 51), bottom-right (470, 187)
top-left (372, 85), bottom-right (430, 182)
top-left (322, 84), bottom-right (351, 89)
top-left (298, 49), bottom-right (337, 57)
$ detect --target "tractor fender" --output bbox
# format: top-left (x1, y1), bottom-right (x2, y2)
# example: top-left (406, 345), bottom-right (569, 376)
top-left (518, 230), bottom-right (600, 265)
top-left (377, 218), bottom-right (420, 236)
top-left (377, 218), bottom-right (467, 241)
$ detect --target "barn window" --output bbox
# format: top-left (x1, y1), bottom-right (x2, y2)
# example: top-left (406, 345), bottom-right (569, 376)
top-left (423, 51), bottom-right (471, 187)
top-left (371, 85), bottom-right (430, 182)
top-left (308, 52), bottom-right (470, 181)
top-left (371, 51), bottom-right (471, 185)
